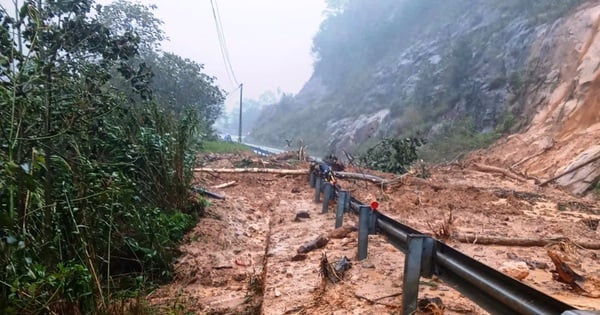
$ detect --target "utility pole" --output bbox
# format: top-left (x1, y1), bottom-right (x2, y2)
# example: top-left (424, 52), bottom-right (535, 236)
top-left (238, 83), bottom-right (243, 143)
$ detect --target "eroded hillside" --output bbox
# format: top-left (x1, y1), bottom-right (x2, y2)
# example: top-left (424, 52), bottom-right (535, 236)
top-left (480, 2), bottom-right (600, 195)
top-left (250, 0), bottom-right (600, 195)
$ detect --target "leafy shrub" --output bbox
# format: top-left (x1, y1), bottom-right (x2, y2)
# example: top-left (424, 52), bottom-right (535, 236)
top-left (0, 1), bottom-right (220, 313)
top-left (359, 137), bottom-right (426, 174)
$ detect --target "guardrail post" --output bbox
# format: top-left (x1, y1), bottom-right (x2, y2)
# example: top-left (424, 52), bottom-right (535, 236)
top-left (358, 205), bottom-right (372, 260)
top-left (322, 183), bottom-right (333, 213)
top-left (335, 190), bottom-right (349, 228)
top-left (314, 178), bottom-right (322, 203)
top-left (402, 234), bottom-right (434, 315)
top-left (309, 172), bottom-right (316, 188)
top-left (369, 210), bottom-right (378, 234)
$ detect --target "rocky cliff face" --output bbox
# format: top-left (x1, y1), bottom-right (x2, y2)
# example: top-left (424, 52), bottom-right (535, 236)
top-left (249, 0), bottom-right (600, 194)
top-left (481, 2), bottom-right (600, 194)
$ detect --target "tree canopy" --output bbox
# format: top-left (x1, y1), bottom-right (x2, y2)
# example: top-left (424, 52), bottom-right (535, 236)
top-left (0, 0), bottom-right (224, 313)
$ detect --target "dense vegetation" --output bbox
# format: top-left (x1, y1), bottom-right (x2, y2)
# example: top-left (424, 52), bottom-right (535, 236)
top-left (249, 0), bottom-right (584, 163)
top-left (0, 1), bottom-right (223, 313)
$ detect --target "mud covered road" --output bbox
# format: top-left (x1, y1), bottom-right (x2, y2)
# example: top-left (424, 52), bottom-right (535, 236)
top-left (149, 152), bottom-right (600, 314)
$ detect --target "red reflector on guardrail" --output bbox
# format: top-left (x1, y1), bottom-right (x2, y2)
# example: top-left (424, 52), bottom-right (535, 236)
top-left (370, 201), bottom-right (379, 211)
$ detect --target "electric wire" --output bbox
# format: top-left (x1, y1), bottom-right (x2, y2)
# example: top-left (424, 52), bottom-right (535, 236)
top-left (214, 0), bottom-right (239, 85)
top-left (210, 0), bottom-right (240, 87)
top-left (210, 0), bottom-right (235, 86)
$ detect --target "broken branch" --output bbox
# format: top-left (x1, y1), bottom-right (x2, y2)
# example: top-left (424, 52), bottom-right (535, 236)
top-left (211, 181), bottom-right (237, 189)
top-left (472, 163), bottom-right (528, 182)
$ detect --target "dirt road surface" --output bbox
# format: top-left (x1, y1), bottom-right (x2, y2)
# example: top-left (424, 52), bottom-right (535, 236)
top-left (149, 152), bottom-right (600, 314)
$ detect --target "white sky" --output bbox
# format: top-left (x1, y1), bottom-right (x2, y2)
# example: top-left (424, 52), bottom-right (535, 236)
top-left (1, 0), bottom-right (327, 108)
top-left (104, 0), bottom-right (327, 108)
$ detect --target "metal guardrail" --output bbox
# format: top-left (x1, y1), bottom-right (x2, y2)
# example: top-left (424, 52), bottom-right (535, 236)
top-left (307, 168), bottom-right (593, 315)
top-left (243, 143), bottom-right (284, 156)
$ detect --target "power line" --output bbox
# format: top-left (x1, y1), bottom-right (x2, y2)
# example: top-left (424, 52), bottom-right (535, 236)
top-left (210, 0), bottom-right (239, 88)
top-left (224, 84), bottom-right (241, 97)
top-left (214, 0), bottom-right (238, 85)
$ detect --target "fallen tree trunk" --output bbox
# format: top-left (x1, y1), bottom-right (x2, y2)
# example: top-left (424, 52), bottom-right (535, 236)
top-left (472, 163), bottom-right (528, 182)
top-left (454, 234), bottom-right (600, 250)
top-left (194, 167), bottom-right (308, 175)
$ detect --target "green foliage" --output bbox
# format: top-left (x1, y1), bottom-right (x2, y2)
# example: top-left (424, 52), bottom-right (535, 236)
top-left (359, 137), bottom-right (426, 174)
top-left (420, 118), bottom-right (500, 162)
top-left (202, 141), bottom-right (251, 154)
top-left (0, 1), bottom-right (221, 313)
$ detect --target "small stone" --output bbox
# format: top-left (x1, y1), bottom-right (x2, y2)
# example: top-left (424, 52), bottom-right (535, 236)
top-left (291, 187), bottom-right (301, 193)
top-left (294, 211), bottom-right (311, 221)
top-left (291, 254), bottom-right (308, 261)
top-left (499, 261), bottom-right (529, 280)
top-left (361, 261), bottom-right (375, 269)
top-left (232, 273), bottom-right (246, 282)
top-left (274, 288), bottom-right (281, 297)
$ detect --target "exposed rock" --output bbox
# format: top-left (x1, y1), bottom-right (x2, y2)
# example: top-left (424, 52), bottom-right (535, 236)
top-left (499, 261), bottom-right (530, 280)
top-left (555, 145), bottom-right (600, 194)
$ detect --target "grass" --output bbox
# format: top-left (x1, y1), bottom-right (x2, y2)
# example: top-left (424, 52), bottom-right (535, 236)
top-left (202, 141), bottom-right (251, 154)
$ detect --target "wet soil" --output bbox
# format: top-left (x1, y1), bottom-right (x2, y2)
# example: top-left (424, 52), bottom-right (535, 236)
top-left (149, 153), bottom-right (600, 314)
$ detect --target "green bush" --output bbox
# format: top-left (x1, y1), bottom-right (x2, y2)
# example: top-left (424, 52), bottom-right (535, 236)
top-left (358, 137), bottom-right (426, 174)
top-left (0, 1), bottom-right (220, 313)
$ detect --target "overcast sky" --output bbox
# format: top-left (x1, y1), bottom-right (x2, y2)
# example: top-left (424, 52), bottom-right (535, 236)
top-left (0, 0), bottom-right (327, 109)
top-left (98, 0), bottom-right (327, 108)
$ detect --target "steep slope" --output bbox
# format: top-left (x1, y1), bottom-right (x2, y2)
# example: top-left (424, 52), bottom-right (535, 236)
top-left (249, 0), bottom-right (600, 194)
top-left (249, 0), bottom-right (584, 156)
top-left (481, 2), bottom-right (600, 194)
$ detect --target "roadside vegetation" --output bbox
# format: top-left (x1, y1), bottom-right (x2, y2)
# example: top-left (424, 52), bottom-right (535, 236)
top-left (0, 1), bottom-right (223, 313)
top-left (202, 141), bottom-right (251, 154)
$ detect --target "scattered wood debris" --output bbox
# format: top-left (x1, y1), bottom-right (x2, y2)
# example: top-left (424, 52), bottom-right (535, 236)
top-left (418, 297), bottom-right (445, 315)
top-left (319, 253), bottom-right (351, 284)
top-left (547, 240), bottom-right (600, 298)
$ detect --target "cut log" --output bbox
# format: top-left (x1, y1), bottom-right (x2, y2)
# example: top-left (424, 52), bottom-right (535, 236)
top-left (194, 167), bottom-right (308, 175)
top-left (453, 234), bottom-right (600, 250)
top-left (297, 235), bottom-right (329, 254)
top-left (472, 163), bottom-right (528, 182)
top-left (211, 181), bottom-right (237, 189)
